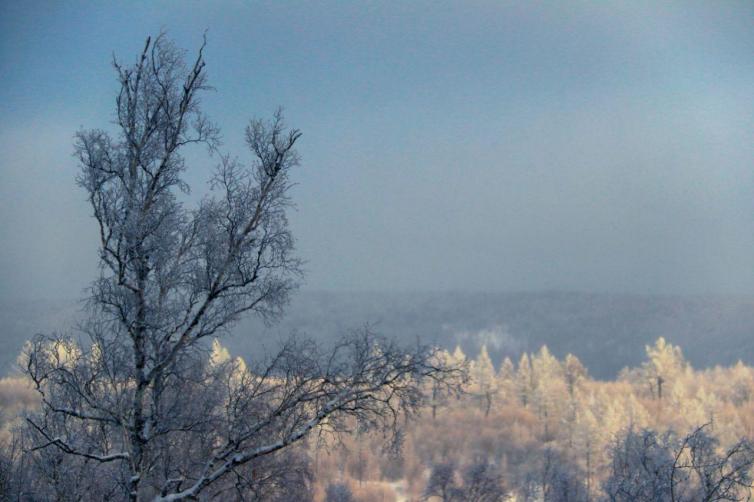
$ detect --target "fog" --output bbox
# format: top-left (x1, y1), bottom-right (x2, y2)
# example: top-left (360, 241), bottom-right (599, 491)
top-left (1, 1), bottom-right (753, 301)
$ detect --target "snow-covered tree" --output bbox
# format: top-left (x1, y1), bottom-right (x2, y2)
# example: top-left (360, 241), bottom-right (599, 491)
top-left (564, 353), bottom-right (587, 398)
top-left (19, 34), bottom-right (463, 502)
top-left (604, 425), bottom-right (754, 502)
top-left (451, 345), bottom-right (467, 366)
top-left (425, 461), bottom-right (506, 502)
top-left (496, 357), bottom-right (517, 404)
top-left (530, 346), bottom-right (565, 439)
top-left (572, 402), bottom-right (600, 500)
top-left (643, 337), bottom-right (688, 401)
top-left (517, 353), bottom-right (533, 407)
top-left (470, 345), bottom-right (497, 416)
top-left (604, 428), bottom-right (676, 501)
top-left (425, 462), bottom-right (457, 501)
top-left (729, 361), bottom-right (754, 406)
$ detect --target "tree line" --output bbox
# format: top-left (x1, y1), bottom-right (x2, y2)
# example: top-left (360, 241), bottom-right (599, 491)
top-left (1, 32), bottom-right (752, 501)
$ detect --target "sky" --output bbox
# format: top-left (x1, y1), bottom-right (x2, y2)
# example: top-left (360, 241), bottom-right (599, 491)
top-left (1, 1), bottom-right (753, 300)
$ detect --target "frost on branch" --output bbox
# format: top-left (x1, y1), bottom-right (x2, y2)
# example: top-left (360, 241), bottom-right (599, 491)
top-left (16, 33), bottom-right (465, 501)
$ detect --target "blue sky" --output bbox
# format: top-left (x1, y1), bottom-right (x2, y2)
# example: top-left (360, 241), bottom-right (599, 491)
top-left (1, 1), bottom-right (753, 299)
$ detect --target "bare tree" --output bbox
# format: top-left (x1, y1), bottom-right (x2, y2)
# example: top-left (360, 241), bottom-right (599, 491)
top-left (425, 462), bottom-right (457, 501)
top-left (424, 461), bottom-right (506, 502)
top-left (461, 462), bottom-right (508, 502)
top-left (20, 33), bottom-right (464, 501)
top-left (604, 425), bottom-right (754, 502)
top-left (516, 446), bottom-right (587, 502)
top-left (671, 424), bottom-right (754, 502)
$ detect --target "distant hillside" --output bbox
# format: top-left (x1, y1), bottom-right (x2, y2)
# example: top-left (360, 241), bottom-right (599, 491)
top-left (2, 291), bottom-right (753, 378)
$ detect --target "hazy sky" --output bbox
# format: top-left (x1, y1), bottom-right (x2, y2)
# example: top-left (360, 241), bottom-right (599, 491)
top-left (1, 1), bottom-right (753, 300)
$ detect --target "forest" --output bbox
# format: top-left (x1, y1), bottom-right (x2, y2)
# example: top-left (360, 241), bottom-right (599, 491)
top-left (2, 2), bottom-right (753, 500)
top-left (3, 336), bottom-right (754, 501)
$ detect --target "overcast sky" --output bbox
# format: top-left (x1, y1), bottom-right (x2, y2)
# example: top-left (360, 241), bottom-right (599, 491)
top-left (1, 1), bottom-right (753, 300)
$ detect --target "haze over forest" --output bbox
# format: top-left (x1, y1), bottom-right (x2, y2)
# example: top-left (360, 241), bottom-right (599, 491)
top-left (1, 1), bottom-right (753, 501)
top-left (3, 291), bottom-right (754, 380)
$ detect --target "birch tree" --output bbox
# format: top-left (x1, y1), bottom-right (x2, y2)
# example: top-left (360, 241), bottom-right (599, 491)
top-left (20, 33), bottom-right (463, 501)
